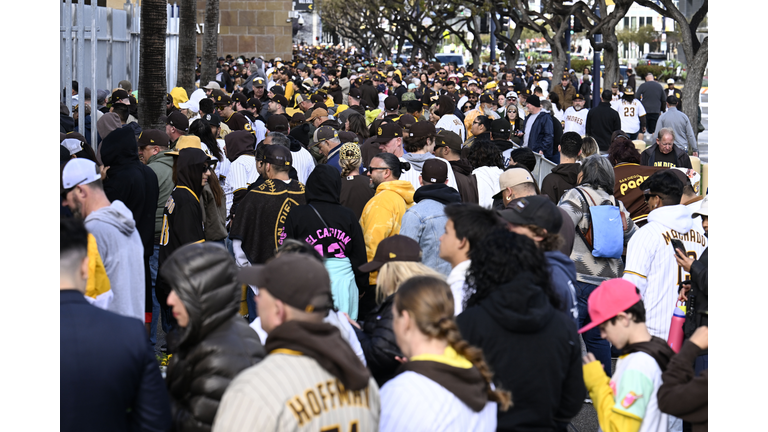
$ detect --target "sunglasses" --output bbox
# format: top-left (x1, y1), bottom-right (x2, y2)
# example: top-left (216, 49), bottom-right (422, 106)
top-left (643, 189), bottom-right (658, 203)
top-left (367, 166), bottom-right (390, 172)
top-left (61, 177), bottom-right (88, 200)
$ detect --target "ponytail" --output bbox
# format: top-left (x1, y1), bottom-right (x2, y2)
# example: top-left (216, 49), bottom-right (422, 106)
top-left (394, 276), bottom-right (512, 411)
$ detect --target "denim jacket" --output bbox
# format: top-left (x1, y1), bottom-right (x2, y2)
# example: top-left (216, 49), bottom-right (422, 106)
top-left (399, 184), bottom-right (461, 276)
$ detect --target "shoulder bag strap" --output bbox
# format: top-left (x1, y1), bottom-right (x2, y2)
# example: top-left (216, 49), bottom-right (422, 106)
top-left (308, 204), bottom-right (329, 229)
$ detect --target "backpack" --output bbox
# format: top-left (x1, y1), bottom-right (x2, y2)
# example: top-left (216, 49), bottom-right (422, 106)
top-left (574, 187), bottom-right (627, 259)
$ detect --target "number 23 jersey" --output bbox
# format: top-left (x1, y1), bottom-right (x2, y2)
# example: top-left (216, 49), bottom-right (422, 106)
top-left (612, 99), bottom-right (646, 134)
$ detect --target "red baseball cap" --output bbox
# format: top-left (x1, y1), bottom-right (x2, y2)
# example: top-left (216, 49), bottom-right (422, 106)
top-left (577, 279), bottom-right (642, 334)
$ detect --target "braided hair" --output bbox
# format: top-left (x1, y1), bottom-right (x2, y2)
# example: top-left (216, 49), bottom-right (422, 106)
top-left (394, 275), bottom-right (512, 411)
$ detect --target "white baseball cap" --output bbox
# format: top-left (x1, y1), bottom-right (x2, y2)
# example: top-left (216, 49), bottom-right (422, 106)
top-left (61, 138), bottom-right (83, 156)
top-left (692, 195), bottom-right (708, 218)
top-left (62, 158), bottom-right (101, 190)
top-left (667, 78), bottom-right (675, 84)
top-left (202, 81), bottom-right (221, 90)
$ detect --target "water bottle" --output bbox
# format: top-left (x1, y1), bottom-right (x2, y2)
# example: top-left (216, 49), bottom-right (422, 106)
top-left (667, 306), bottom-right (686, 353)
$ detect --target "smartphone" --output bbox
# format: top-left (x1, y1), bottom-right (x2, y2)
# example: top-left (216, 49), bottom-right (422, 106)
top-left (670, 239), bottom-right (686, 255)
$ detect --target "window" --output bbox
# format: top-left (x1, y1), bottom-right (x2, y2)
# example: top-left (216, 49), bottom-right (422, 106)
top-left (639, 17), bottom-right (645, 27)
top-left (624, 17), bottom-right (630, 29)
top-left (631, 17), bottom-right (637, 29)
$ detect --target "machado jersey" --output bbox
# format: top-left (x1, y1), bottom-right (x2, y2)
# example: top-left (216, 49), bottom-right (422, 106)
top-left (613, 99), bottom-right (646, 134)
top-left (212, 353), bottom-right (380, 432)
top-left (563, 106), bottom-right (588, 136)
top-left (622, 205), bottom-right (706, 339)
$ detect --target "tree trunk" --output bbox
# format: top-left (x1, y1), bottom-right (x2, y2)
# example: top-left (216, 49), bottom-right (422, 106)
top-left (682, 37), bottom-right (707, 135)
top-left (201, 0), bottom-right (219, 86)
top-left (601, 28), bottom-right (621, 92)
top-left (176, 0), bottom-right (197, 97)
top-left (139, 0), bottom-right (167, 130)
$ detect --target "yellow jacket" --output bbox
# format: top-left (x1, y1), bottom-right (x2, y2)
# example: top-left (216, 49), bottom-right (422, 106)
top-left (86, 234), bottom-right (112, 308)
top-left (360, 180), bottom-right (415, 285)
top-left (583, 360), bottom-right (643, 432)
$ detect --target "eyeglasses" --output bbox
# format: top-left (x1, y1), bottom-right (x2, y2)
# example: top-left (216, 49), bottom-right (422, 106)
top-left (643, 189), bottom-right (658, 203)
top-left (367, 166), bottom-right (389, 172)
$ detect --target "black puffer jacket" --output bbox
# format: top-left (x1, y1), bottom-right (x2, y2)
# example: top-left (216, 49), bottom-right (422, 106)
top-left (355, 294), bottom-right (403, 387)
top-left (161, 242), bottom-right (265, 432)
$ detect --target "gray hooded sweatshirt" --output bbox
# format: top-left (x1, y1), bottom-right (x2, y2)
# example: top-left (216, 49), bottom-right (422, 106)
top-left (85, 200), bottom-right (145, 322)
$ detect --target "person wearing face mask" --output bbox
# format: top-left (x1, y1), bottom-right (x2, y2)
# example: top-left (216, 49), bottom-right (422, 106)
top-left (163, 242), bottom-right (265, 432)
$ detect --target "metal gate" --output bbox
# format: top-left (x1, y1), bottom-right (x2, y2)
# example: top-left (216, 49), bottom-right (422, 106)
top-left (61, 1), bottom-right (180, 148)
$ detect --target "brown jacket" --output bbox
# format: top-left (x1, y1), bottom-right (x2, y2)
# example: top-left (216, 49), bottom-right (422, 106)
top-left (657, 340), bottom-right (708, 431)
top-left (551, 83), bottom-right (577, 110)
top-left (613, 163), bottom-right (666, 227)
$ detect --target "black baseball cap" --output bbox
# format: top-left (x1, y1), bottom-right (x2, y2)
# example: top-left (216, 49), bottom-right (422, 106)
top-left (498, 195), bottom-right (563, 233)
top-left (266, 114), bottom-right (289, 132)
top-left (258, 144), bottom-right (292, 167)
top-left (238, 254), bottom-right (333, 312)
top-left (373, 122), bottom-right (403, 143)
top-left (358, 235), bottom-right (422, 272)
top-left (203, 112), bottom-right (221, 127)
top-left (110, 89), bottom-right (130, 105)
top-left (491, 118), bottom-right (511, 135)
top-left (271, 95), bottom-right (289, 108)
top-left (166, 111), bottom-right (189, 132)
top-left (384, 95), bottom-right (399, 111)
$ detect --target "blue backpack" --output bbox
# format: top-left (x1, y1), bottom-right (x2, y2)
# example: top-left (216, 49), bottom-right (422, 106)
top-left (574, 187), bottom-right (626, 259)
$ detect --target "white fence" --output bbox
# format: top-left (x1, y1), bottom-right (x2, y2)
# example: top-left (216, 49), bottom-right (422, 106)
top-left (61, 1), bottom-right (181, 146)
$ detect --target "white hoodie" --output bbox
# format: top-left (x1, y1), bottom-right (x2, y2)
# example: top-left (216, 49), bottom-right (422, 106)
top-left (471, 166), bottom-right (503, 209)
top-left (623, 204), bottom-right (707, 339)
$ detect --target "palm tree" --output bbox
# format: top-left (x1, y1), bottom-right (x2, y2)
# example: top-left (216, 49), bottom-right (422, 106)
top-left (177, 0), bottom-right (197, 97)
top-left (201, 0), bottom-right (220, 86)
top-left (139, 0), bottom-right (167, 130)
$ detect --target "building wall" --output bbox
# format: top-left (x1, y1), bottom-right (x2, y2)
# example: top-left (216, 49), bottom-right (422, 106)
top-left (196, 0), bottom-right (293, 60)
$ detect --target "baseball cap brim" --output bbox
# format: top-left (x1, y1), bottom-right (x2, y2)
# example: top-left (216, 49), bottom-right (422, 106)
top-left (492, 189), bottom-right (505, 200)
top-left (497, 208), bottom-right (528, 226)
top-left (358, 260), bottom-right (386, 273)
top-left (577, 320), bottom-right (603, 334)
top-left (238, 265), bottom-right (268, 289)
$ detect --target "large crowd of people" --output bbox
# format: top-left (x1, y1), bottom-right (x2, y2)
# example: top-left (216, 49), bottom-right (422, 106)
top-left (60, 44), bottom-right (708, 432)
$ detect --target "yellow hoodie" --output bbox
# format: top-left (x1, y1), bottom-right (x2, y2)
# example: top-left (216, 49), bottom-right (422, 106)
top-left (360, 180), bottom-right (415, 285)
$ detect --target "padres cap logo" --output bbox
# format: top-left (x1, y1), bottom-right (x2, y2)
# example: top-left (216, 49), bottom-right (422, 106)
top-left (378, 127), bottom-right (383, 135)
top-left (217, 95), bottom-right (222, 101)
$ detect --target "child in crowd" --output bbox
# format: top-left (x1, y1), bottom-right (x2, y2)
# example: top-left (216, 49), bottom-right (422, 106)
top-left (580, 278), bottom-right (677, 432)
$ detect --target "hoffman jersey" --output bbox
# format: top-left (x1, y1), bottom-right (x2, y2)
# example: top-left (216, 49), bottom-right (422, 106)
top-left (613, 99), bottom-right (646, 134)
top-left (563, 106), bottom-right (589, 136)
top-left (623, 205), bottom-right (706, 340)
top-left (212, 353), bottom-right (380, 432)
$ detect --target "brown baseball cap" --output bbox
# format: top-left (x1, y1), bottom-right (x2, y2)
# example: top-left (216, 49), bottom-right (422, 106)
top-left (306, 108), bottom-right (328, 122)
top-left (408, 121), bottom-right (436, 138)
top-left (212, 90), bottom-right (232, 106)
top-left (137, 129), bottom-right (170, 147)
top-left (435, 130), bottom-right (462, 152)
top-left (312, 126), bottom-right (339, 144)
top-left (421, 159), bottom-right (448, 184)
top-left (110, 89), bottom-right (130, 105)
top-left (238, 254), bottom-right (333, 313)
top-left (266, 114), bottom-right (289, 132)
top-left (358, 235), bottom-right (423, 272)
top-left (373, 122), bottom-right (403, 143)
top-left (384, 95), bottom-right (399, 111)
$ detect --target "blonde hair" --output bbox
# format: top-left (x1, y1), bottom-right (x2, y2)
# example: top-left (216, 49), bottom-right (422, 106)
top-left (376, 261), bottom-right (443, 304)
top-left (394, 276), bottom-right (512, 411)
top-left (579, 136), bottom-right (599, 160)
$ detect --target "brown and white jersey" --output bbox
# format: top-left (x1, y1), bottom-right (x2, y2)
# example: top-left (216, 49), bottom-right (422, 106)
top-left (212, 352), bottom-right (380, 432)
